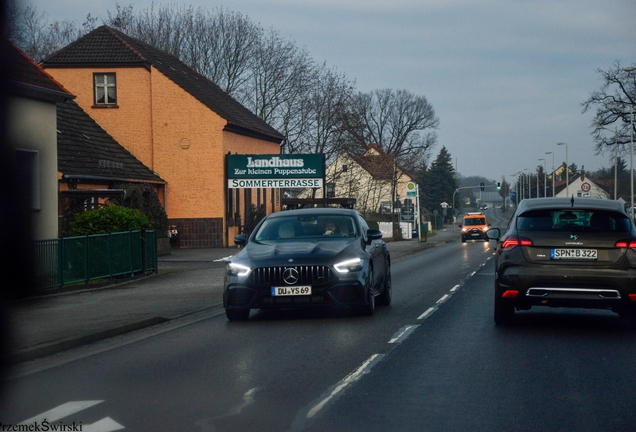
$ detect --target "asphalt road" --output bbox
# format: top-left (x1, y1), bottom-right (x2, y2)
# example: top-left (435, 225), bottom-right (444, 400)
top-left (7, 207), bottom-right (635, 431)
top-left (0, 221), bottom-right (494, 430)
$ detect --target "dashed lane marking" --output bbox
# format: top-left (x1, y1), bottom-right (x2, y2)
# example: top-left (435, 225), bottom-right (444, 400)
top-left (388, 325), bottom-right (420, 344)
top-left (436, 294), bottom-right (450, 304)
top-left (418, 307), bottom-right (436, 320)
top-left (305, 354), bottom-right (385, 419)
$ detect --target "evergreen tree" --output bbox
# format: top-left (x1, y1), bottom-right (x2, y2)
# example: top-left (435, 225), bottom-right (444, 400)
top-left (422, 147), bottom-right (458, 215)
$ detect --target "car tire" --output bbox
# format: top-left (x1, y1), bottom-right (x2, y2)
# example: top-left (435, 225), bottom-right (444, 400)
top-left (461, 236), bottom-right (466, 243)
top-left (377, 263), bottom-right (392, 306)
top-left (494, 293), bottom-right (514, 325)
top-left (357, 269), bottom-right (375, 316)
top-left (226, 308), bottom-right (250, 322)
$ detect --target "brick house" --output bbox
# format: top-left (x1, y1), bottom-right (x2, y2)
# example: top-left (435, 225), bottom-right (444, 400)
top-left (41, 25), bottom-right (285, 247)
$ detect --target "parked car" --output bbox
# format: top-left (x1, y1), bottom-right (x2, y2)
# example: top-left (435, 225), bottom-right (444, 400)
top-left (223, 208), bottom-right (391, 321)
top-left (487, 197), bottom-right (636, 325)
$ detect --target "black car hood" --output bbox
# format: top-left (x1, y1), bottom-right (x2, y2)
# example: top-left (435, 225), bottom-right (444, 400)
top-left (239, 238), bottom-right (361, 265)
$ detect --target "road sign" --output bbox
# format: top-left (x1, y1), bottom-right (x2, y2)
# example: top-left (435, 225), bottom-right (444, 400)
top-left (581, 182), bottom-right (591, 193)
top-left (406, 181), bottom-right (417, 196)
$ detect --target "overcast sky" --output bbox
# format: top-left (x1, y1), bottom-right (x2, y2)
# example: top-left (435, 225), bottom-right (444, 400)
top-left (23, 0), bottom-right (636, 183)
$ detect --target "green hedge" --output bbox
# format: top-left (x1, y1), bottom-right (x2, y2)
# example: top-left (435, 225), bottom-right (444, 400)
top-left (67, 204), bottom-right (151, 236)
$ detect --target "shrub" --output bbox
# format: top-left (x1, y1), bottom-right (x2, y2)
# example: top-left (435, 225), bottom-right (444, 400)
top-left (115, 184), bottom-right (169, 237)
top-left (67, 204), bottom-right (151, 236)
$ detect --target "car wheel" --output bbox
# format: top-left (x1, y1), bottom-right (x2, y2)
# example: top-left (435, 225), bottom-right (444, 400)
top-left (461, 236), bottom-right (466, 243)
top-left (226, 308), bottom-right (250, 321)
top-left (494, 292), bottom-right (514, 325)
top-left (358, 269), bottom-right (375, 316)
top-left (377, 263), bottom-right (392, 306)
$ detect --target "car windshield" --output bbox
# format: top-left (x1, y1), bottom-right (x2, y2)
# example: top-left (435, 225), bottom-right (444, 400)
top-left (517, 209), bottom-right (631, 232)
top-left (464, 218), bottom-right (486, 226)
top-left (254, 215), bottom-right (357, 241)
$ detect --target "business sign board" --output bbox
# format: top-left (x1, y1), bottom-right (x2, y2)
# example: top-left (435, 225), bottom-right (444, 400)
top-left (227, 154), bottom-right (324, 188)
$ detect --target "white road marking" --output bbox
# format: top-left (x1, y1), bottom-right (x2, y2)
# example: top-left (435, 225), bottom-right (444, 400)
top-left (388, 325), bottom-right (419, 344)
top-left (450, 284), bottom-right (460, 292)
top-left (470, 271), bottom-right (476, 277)
top-left (20, 401), bottom-right (103, 424)
top-left (84, 417), bottom-right (125, 432)
top-left (19, 401), bottom-right (124, 432)
top-left (418, 307), bottom-right (436, 320)
top-left (436, 294), bottom-right (450, 304)
top-left (306, 354), bottom-right (383, 419)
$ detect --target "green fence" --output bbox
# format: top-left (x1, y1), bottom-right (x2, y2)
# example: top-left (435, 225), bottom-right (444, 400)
top-left (34, 230), bottom-right (157, 289)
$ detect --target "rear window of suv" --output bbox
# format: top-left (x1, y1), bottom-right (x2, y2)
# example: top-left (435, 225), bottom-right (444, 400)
top-left (517, 209), bottom-right (631, 233)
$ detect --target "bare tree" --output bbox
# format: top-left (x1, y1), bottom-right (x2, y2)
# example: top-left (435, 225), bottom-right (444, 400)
top-left (239, 28), bottom-right (314, 125)
top-left (288, 63), bottom-right (354, 161)
top-left (583, 62), bottom-right (636, 156)
top-left (341, 88), bottom-right (439, 170)
top-left (7, 3), bottom-right (97, 62)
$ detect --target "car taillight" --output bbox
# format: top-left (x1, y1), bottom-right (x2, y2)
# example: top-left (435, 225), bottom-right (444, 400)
top-left (501, 237), bottom-right (533, 250)
top-left (615, 239), bottom-right (636, 250)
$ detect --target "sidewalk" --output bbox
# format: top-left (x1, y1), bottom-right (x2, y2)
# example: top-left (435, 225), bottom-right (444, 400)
top-left (5, 227), bottom-right (459, 364)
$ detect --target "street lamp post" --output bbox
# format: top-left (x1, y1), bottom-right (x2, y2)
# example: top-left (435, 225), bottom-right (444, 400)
top-left (545, 151), bottom-right (555, 197)
top-left (625, 67), bottom-right (636, 219)
top-left (558, 142), bottom-right (568, 197)
top-left (511, 172), bottom-right (521, 205)
top-left (596, 125), bottom-right (619, 200)
top-left (538, 158), bottom-right (546, 197)
top-left (524, 168), bottom-right (530, 199)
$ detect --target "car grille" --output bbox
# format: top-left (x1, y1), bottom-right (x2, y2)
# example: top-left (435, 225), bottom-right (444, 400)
top-left (250, 266), bottom-right (335, 287)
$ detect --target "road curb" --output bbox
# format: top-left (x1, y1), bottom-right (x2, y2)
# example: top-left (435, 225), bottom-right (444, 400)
top-left (7, 316), bottom-right (169, 365)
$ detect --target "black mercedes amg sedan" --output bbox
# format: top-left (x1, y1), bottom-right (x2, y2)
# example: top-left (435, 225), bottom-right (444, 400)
top-left (487, 197), bottom-right (636, 325)
top-left (223, 208), bottom-right (391, 321)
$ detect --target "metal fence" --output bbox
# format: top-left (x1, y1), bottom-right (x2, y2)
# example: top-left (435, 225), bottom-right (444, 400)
top-left (34, 230), bottom-right (157, 289)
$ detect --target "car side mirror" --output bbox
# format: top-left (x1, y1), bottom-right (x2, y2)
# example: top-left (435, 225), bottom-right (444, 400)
top-left (234, 234), bottom-right (247, 247)
top-left (366, 229), bottom-right (383, 243)
top-left (458, 224), bottom-right (462, 228)
top-left (486, 228), bottom-right (500, 241)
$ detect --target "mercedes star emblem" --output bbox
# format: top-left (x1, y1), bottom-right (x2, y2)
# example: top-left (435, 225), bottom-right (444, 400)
top-left (283, 267), bottom-right (300, 285)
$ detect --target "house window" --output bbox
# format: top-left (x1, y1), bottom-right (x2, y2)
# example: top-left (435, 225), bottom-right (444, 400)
top-left (94, 73), bottom-right (117, 105)
top-left (15, 149), bottom-right (40, 210)
top-left (326, 183), bottom-right (335, 198)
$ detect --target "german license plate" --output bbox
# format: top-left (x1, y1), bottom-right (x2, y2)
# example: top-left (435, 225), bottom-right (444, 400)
top-left (550, 248), bottom-right (597, 260)
top-left (271, 286), bottom-right (312, 296)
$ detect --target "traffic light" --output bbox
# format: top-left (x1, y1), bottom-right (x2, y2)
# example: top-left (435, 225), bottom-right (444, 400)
top-left (497, 181), bottom-right (501, 190)
top-left (480, 182), bottom-right (484, 191)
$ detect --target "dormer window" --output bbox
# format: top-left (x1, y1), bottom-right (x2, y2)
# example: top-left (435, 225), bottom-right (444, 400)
top-left (94, 73), bottom-right (117, 106)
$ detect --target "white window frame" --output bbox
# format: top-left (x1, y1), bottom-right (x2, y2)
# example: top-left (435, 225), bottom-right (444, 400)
top-left (94, 73), bottom-right (117, 105)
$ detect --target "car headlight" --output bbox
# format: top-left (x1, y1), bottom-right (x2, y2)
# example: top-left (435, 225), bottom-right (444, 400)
top-left (227, 263), bottom-right (251, 277)
top-left (334, 258), bottom-right (363, 273)
top-left (482, 227), bottom-right (489, 232)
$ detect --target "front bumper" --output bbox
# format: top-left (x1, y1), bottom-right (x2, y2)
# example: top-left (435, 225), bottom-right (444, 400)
top-left (224, 280), bottom-right (366, 310)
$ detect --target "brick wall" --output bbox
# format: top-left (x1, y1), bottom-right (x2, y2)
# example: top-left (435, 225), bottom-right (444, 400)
top-left (169, 217), bottom-right (223, 248)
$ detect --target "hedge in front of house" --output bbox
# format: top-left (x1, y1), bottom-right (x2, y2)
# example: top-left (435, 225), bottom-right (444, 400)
top-left (67, 204), bottom-right (151, 236)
